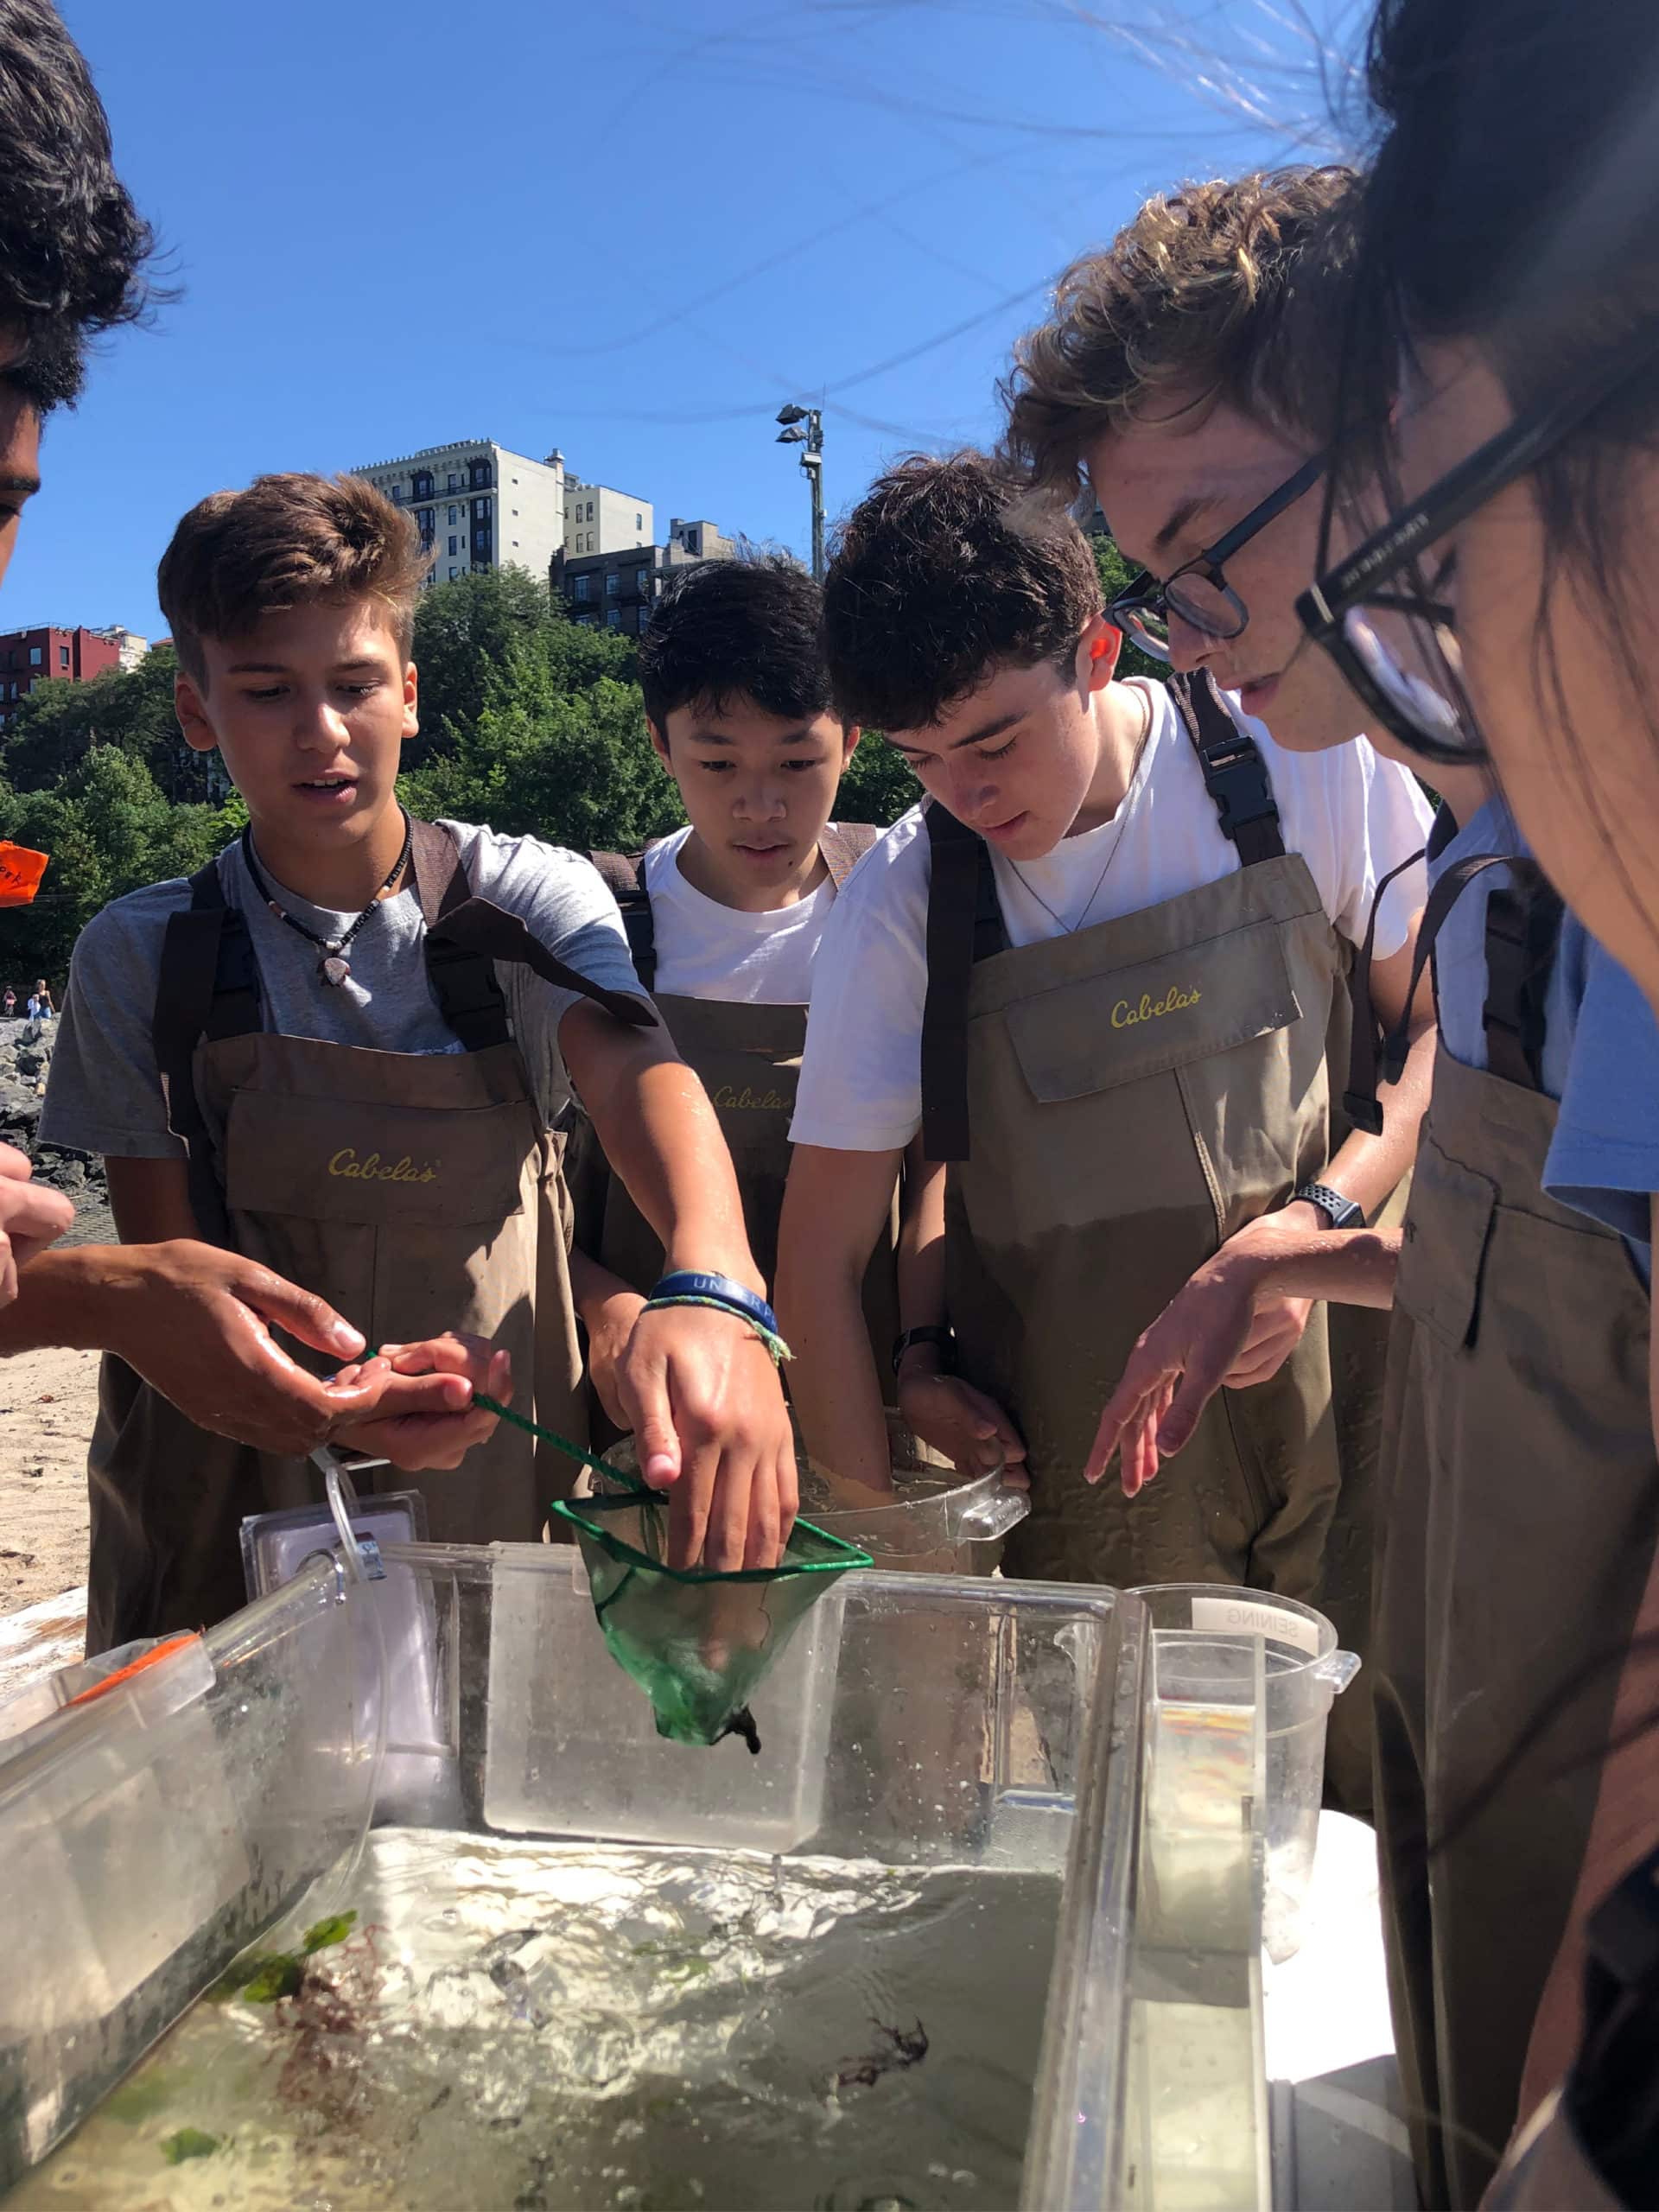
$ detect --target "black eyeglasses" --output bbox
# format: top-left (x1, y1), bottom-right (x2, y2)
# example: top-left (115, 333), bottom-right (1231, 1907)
top-left (1109, 449), bottom-right (1328, 661)
top-left (1296, 316), bottom-right (1659, 765)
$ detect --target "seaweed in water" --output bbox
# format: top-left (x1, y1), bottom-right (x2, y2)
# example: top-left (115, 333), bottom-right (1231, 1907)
top-left (159, 2126), bottom-right (219, 2164)
top-left (831, 2018), bottom-right (929, 2093)
top-left (207, 1910), bottom-right (360, 2004)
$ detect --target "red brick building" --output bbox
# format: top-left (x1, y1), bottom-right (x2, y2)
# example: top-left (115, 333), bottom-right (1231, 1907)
top-left (0, 625), bottom-right (121, 729)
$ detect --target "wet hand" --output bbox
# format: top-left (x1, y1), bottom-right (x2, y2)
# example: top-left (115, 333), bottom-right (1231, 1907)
top-left (585, 1289), bottom-right (647, 1431)
top-left (896, 1368), bottom-right (1029, 1487)
top-left (613, 1303), bottom-right (796, 1573)
top-left (1084, 1243), bottom-right (1278, 1497)
top-left (0, 1141), bottom-right (73, 1306)
top-left (96, 1240), bottom-right (381, 1453)
top-left (1211, 1211), bottom-right (1316, 1388)
top-left (333, 1336), bottom-right (512, 1470)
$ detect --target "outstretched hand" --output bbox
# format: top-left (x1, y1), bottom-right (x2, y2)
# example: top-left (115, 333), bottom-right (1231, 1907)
top-left (0, 1141), bottom-right (73, 1306)
top-left (331, 1335), bottom-right (512, 1470)
top-left (1084, 1227), bottom-right (1306, 1497)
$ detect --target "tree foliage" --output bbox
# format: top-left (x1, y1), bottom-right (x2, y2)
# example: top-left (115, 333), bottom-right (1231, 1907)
top-left (1090, 533), bottom-right (1167, 685)
top-left (0, 746), bottom-right (240, 982)
top-left (0, 645), bottom-right (223, 804)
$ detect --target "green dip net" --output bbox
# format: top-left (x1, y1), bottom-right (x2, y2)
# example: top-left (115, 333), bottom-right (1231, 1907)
top-left (550, 1491), bottom-right (872, 1750)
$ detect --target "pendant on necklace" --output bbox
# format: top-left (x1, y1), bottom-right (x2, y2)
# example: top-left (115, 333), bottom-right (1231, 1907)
top-left (320, 953), bottom-right (351, 988)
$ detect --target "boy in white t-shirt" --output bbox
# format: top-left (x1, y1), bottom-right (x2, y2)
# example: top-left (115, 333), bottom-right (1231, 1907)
top-left (778, 454), bottom-right (1433, 1606)
top-left (569, 556), bottom-right (1026, 1478)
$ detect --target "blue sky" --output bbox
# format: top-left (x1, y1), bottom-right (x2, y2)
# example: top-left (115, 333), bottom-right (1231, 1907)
top-left (22, 0), bottom-right (1363, 639)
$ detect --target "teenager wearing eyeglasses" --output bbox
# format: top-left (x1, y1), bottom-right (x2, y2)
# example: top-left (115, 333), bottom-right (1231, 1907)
top-left (1005, 161), bottom-right (1659, 2208)
top-left (1302, 1), bottom-right (1659, 2200)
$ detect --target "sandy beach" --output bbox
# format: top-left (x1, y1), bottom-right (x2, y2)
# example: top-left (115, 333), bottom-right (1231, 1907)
top-left (0, 1340), bottom-right (97, 1612)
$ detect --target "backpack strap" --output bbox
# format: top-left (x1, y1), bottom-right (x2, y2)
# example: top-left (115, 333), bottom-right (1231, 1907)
top-left (408, 820), bottom-right (657, 1046)
top-left (588, 848), bottom-right (656, 994)
top-left (919, 802), bottom-right (1009, 1163)
top-left (817, 820), bottom-right (881, 888)
top-left (152, 856), bottom-right (260, 1245)
top-left (1166, 671), bottom-right (1287, 865)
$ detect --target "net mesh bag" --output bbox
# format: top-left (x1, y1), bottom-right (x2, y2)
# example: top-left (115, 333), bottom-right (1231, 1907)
top-left (550, 1491), bottom-right (872, 1750)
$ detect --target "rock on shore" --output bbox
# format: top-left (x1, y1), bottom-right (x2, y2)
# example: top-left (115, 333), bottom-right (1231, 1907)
top-left (0, 1016), bottom-right (113, 1246)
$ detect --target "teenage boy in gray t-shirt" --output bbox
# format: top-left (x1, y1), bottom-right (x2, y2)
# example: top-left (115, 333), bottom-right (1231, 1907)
top-left (43, 472), bottom-right (794, 1644)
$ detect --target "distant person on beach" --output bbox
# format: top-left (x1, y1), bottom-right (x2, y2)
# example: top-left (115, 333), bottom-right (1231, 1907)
top-left (4, 986), bottom-right (16, 1018)
top-left (27, 979), bottom-right (52, 1020)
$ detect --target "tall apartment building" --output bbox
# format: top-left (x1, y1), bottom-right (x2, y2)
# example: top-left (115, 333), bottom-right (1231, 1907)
top-left (556, 516), bottom-right (739, 639)
top-left (0, 624), bottom-right (121, 728)
top-left (351, 440), bottom-right (567, 588)
top-left (563, 477), bottom-right (652, 558)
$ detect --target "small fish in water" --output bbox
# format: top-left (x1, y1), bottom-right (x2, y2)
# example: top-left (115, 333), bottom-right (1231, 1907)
top-left (832, 2018), bottom-right (929, 2092)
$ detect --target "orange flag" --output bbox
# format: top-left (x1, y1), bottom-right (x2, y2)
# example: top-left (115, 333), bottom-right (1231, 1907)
top-left (0, 842), bottom-right (48, 907)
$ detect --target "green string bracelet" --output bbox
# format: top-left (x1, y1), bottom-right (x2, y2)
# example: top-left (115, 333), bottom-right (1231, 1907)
top-left (642, 1293), bottom-right (794, 1367)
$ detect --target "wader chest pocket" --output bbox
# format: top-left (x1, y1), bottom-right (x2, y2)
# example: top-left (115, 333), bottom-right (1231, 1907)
top-left (1394, 1133), bottom-right (1497, 1353)
top-left (224, 1090), bottom-right (529, 1229)
top-left (1001, 919), bottom-right (1300, 1103)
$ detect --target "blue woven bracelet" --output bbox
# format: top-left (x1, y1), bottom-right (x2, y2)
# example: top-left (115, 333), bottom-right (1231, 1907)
top-left (651, 1269), bottom-right (779, 1338)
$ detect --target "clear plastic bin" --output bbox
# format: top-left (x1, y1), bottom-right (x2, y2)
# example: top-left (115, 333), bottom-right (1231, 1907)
top-left (0, 1545), bottom-right (1270, 2209)
top-left (1131, 1582), bottom-right (1360, 1961)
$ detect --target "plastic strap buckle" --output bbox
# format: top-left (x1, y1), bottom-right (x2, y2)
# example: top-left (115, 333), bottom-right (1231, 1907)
top-left (1202, 748), bottom-right (1281, 840)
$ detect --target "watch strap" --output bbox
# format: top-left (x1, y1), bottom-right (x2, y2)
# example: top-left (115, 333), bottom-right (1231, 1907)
top-left (892, 1325), bottom-right (957, 1378)
top-left (1294, 1181), bottom-right (1365, 1231)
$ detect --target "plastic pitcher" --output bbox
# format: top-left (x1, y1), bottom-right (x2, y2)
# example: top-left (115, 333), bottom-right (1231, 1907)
top-left (601, 1411), bottom-right (1029, 1574)
top-left (1129, 1583), bottom-right (1359, 1961)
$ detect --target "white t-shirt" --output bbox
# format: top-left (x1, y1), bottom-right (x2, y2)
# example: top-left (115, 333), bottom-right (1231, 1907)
top-left (791, 682), bottom-right (1434, 1154)
top-left (642, 824), bottom-right (839, 1005)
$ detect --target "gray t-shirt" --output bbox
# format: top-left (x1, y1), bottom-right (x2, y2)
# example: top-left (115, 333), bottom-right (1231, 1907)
top-left (41, 821), bottom-right (646, 1160)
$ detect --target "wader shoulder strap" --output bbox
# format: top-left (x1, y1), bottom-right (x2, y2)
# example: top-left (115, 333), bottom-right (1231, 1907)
top-left (1482, 873), bottom-right (1563, 1092)
top-left (1340, 844), bottom-right (1429, 1134)
top-left (1345, 847), bottom-right (1557, 1131)
top-left (152, 856), bottom-right (259, 1246)
top-left (409, 819), bottom-right (658, 1047)
top-left (919, 802), bottom-right (1008, 1163)
top-left (588, 849), bottom-right (656, 994)
top-left (1166, 671), bottom-right (1286, 865)
top-left (817, 821), bottom-right (881, 888)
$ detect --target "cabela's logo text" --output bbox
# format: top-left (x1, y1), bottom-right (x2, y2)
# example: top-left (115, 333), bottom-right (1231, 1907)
top-left (711, 1083), bottom-right (791, 1112)
top-left (1111, 983), bottom-right (1202, 1031)
top-left (328, 1147), bottom-right (440, 1185)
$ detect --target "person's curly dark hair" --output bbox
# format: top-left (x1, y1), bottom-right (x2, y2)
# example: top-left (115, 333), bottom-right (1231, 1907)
top-left (823, 452), bottom-right (1101, 733)
top-left (0, 0), bottom-right (158, 406)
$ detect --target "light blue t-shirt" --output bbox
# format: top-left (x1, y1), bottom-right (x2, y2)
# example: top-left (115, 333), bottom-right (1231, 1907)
top-left (1429, 795), bottom-right (1656, 1282)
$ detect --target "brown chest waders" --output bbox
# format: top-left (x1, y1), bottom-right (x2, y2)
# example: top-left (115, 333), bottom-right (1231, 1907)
top-left (563, 824), bottom-right (899, 1390)
top-left (919, 672), bottom-right (1399, 1813)
top-left (1359, 838), bottom-right (1657, 2209)
top-left (86, 822), bottom-right (656, 1656)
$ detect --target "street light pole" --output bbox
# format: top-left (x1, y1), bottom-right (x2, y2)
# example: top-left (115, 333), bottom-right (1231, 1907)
top-left (775, 404), bottom-right (825, 582)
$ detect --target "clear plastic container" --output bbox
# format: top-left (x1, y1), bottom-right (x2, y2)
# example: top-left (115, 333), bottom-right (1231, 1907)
top-left (601, 1409), bottom-right (1030, 1574)
top-left (1130, 1582), bottom-right (1361, 1961)
top-left (0, 1547), bottom-right (1270, 2209)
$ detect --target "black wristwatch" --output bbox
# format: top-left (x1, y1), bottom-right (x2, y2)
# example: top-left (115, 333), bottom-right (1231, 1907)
top-left (892, 1325), bottom-right (957, 1378)
top-left (1294, 1180), bottom-right (1366, 1231)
